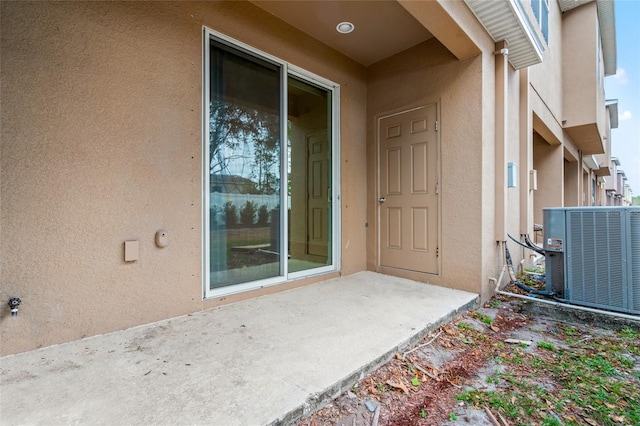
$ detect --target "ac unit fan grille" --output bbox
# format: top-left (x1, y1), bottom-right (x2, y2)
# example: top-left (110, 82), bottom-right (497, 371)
top-left (567, 210), bottom-right (624, 310)
top-left (631, 211), bottom-right (640, 312)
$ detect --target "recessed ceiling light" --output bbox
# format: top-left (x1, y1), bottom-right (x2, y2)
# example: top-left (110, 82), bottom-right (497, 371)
top-left (336, 22), bottom-right (355, 34)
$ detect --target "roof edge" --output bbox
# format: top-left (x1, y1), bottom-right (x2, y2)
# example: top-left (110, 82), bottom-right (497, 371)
top-left (596, 0), bottom-right (617, 76)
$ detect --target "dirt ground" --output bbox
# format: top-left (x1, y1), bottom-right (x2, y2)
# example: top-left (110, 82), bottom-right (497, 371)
top-left (297, 289), bottom-right (640, 426)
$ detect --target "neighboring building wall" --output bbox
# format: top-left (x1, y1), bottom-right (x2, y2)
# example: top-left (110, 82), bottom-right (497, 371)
top-left (595, 179), bottom-right (605, 206)
top-left (582, 169), bottom-right (591, 206)
top-left (562, 1), bottom-right (607, 155)
top-left (528, 0), bottom-right (572, 221)
top-left (1, 1), bottom-right (369, 355)
top-left (564, 159), bottom-right (580, 206)
top-left (533, 133), bottom-right (563, 226)
top-left (616, 172), bottom-right (626, 206)
top-left (623, 185), bottom-right (632, 206)
top-left (529, 1), bottom-right (564, 137)
top-left (605, 159), bottom-right (619, 191)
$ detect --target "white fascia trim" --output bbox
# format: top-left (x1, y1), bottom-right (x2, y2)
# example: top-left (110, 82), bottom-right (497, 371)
top-left (465, 0), bottom-right (544, 70)
top-left (596, 0), bottom-right (617, 76)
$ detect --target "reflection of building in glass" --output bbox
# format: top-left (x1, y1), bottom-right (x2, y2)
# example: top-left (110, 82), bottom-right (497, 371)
top-left (210, 174), bottom-right (258, 194)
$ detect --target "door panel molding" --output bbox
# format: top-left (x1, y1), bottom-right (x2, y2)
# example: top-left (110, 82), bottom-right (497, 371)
top-left (378, 104), bottom-right (440, 275)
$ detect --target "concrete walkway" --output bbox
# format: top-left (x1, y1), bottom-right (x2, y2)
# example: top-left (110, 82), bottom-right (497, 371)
top-left (0, 272), bottom-right (478, 425)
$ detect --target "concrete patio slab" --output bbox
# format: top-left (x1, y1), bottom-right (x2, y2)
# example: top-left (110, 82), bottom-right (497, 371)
top-left (0, 271), bottom-right (478, 425)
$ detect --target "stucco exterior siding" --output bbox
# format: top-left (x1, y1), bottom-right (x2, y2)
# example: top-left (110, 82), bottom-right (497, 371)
top-left (562, 1), bottom-right (607, 155)
top-left (1, 1), bottom-right (368, 355)
top-left (529, 0), bottom-right (564, 136)
top-left (507, 65), bottom-right (522, 242)
top-left (366, 38), bottom-right (494, 298)
top-left (533, 133), bottom-right (564, 226)
top-left (1, 0), bottom-right (618, 356)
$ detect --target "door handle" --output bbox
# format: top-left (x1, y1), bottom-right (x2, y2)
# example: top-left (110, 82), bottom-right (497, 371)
top-left (378, 197), bottom-right (386, 203)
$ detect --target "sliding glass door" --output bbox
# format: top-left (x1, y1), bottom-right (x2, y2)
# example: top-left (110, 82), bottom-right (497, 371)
top-left (204, 30), bottom-right (339, 297)
top-left (287, 76), bottom-right (332, 274)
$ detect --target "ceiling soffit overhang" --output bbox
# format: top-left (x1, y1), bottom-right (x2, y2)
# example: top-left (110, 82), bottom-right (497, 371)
top-left (594, 164), bottom-right (612, 176)
top-left (559, 0), bottom-right (617, 76)
top-left (396, 0), bottom-right (481, 61)
top-left (565, 124), bottom-right (605, 155)
top-left (249, 1), bottom-right (434, 66)
top-left (558, 0), bottom-right (592, 12)
top-left (464, 0), bottom-right (544, 70)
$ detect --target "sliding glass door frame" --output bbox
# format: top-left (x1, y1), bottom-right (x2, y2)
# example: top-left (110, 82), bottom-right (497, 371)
top-left (202, 27), bottom-right (340, 299)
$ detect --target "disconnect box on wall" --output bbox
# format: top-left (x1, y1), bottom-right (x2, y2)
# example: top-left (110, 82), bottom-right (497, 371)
top-left (507, 162), bottom-right (518, 188)
top-left (124, 240), bottom-right (139, 262)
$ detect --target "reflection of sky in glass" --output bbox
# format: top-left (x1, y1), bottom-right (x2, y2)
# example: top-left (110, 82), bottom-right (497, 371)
top-left (222, 143), bottom-right (252, 178)
top-left (209, 112), bottom-right (280, 183)
top-left (218, 140), bottom-right (279, 181)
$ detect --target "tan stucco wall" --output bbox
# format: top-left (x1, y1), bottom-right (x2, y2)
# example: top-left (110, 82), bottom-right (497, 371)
top-left (533, 133), bottom-right (564, 225)
top-left (1, 1), bottom-right (368, 355)
top-left (564, 159), bottom-right (581, 206)
top-left (562, 1), bottom-right (607, 155)
top-left (562, 2), bottom-right (599, 129)
top-left (529, 0), bottom-right (564, 142)
top-left (365, 37), bottom-right (495, 298)
top-left (507, 67), bottom-right (522, 245)
top-left (363, 0), bottom-right (506, 302)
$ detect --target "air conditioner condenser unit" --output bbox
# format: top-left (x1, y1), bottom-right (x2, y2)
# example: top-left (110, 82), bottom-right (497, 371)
top-left (543, 207), bottom-right (640, 315)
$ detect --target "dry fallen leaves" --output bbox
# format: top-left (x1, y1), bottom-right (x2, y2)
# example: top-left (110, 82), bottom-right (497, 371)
top-left (610, 414), bottom-right (626, 423)
top-left (385, 381), bottom-right (409, 394)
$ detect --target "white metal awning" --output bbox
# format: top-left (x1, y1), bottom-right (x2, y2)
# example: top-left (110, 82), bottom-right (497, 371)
top-left (464, 0), bottom-right (544, 70)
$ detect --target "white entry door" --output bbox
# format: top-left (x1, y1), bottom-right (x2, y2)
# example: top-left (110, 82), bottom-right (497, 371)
top-left (379, 105), bottom-right (438, 274)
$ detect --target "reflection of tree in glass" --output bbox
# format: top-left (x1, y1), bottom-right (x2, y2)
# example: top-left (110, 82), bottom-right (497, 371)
top-left (257, 204), bottom-right (269, 225)
top-left (240, 201), bottom-right (257, 226)
top-left (223, 202), bottom-right (237, 227)
top-left (209, 100), bottom-right (279, 195)
top-left (250, 123), bottom-right (279, 195)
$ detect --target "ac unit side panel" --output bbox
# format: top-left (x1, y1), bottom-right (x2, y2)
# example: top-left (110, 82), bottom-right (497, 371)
top-left (545, 252), bottom-right (564, 296)
top-left (629, 210), bottom-right (640, 314)
top-left (598, 212), bottom-right (628, 309)
top-left (566, 209), bottom-right (626, 312)
top-left (566, 211), bottom-right (584, 303)
top-left (603, 211), bottom-right (625, 309)
top-left (543, 209), bottom-right (567, 295)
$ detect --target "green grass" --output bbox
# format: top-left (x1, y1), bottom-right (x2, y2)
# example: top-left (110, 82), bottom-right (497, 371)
top-left (475, 312), bottom-right (494, 325)
top-left (457, 323), bottom-right (640, 426)
top-left (619, 327), bottom-right (639, 340)
top-left (537, 341), bottom-right (556, 351)
top-left (458, 322), bottom-right (473, 330)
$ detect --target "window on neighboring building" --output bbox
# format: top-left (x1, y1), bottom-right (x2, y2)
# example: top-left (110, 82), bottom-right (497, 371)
top-left (531, 0), bottom-right (549, 44)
